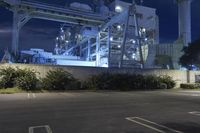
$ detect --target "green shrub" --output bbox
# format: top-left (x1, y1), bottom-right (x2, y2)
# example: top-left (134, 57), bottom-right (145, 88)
top-left (84, 73), bottom-right (176, 91)
top-left (0, 67), bottom-right (39, 90)
top-left (0, 67), bottom-right (18, 88)
top-left (41, 69), bottom-right (78, 90)
top-left (158, 75), bottom-right (176, 89)
top-left (65, 80), bottom-right (81, 90)
top-left (180, 83), bottom-right (200, 89)
top-left (144, 75), bottom-right (161, 90)
top-left (15, 69), bottom-right (38, 90)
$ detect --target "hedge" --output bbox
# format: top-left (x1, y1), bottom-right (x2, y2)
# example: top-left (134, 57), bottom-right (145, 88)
top-left (84, 73), bottom-right (176, 91)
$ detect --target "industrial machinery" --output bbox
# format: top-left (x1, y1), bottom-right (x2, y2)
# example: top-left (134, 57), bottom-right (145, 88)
top-left (0, 0), bottom-right (159, 68)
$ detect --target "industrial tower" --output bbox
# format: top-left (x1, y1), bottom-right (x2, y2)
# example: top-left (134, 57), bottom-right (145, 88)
top-left (176, 0), bottom-right (193, 46)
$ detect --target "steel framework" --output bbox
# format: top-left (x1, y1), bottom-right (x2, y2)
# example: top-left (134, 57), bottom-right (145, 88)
top-left (0, 0), bottom-right (158, 68)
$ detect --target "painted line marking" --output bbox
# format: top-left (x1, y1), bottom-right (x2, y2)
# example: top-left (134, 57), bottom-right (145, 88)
top-left (27, 93), bottom-right (36, 99)
top-left (189, 111), bottom-right (200, 116)
top-left (191, 94), bottom-right (200, 96)
top-left (27, 93), bottom-right (30, 99)
top-left (126, 117), bottom-right (183, 133)
top-left (29, 125), bottom-right (52, 133)
top-left (32, 93), bottom-right (36, 98)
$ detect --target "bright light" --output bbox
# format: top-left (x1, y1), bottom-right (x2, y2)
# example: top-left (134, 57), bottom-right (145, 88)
top-left (56, 37), bottom-right (59, 40)
top-left (145, 38), bottom-right (148, 41)
top-left (65, 40), bottom-right (69, 43)
top-left (117, 25), bottom-right (122, 31)
top-left (110, 36), bottom-right (113, 41)
top-left (130, 39), bottom-right (136, 44)
top-left (60, 27), bottom-right (64, 33)
top-left (142, 28), bottom-right (146, 33)
top-left (102, 64), bottom-right (108, 68)
top-left (117, 45), bottom-right (121, 48)
top-left (115, 5), bottom-right (122, 13)
top-left (132, 53), bottom-right (136, 59)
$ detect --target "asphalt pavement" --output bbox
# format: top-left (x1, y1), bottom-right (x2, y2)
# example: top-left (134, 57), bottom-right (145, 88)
top-left (0, 90), bottom-right (200, 133)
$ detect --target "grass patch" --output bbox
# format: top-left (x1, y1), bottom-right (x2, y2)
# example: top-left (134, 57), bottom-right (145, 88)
top-left (0, 88), bottom-right (25, 94)
top-left (0, 88), bottom-right (77, 94)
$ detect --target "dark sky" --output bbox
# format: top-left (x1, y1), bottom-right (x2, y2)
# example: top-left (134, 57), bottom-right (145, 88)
top-left (0, 0), bottom-right (200, 59)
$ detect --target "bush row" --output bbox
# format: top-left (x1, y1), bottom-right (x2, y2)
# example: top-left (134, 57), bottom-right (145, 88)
top-left (180, 83), bottom-right (200, 89)
top-left (83, 73), bottom-right (176, 91)
top-left (0, 67), bottom-right (38, 90)
top-left (0, 67), bottom-right (176, 91)
top-left (41, 69), bottom-right (80, 90)
top-left (0, 68), bottom-right (80, 90)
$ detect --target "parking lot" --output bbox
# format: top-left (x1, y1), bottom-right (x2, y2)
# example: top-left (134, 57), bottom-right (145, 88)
top-left (0, 90), bottom-right (200, 133)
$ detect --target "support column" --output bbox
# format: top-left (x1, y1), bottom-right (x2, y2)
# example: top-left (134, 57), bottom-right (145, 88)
top-left (96, 32), bottom-right (100, 66)
top-left (79, 44), bottom-right (82, 57)
top-left (107, 26), bottom-right (111, 67)
top-left (87, 38), bottom-right (91, 61)
top-left (11, 8), bottom-right (31, 60)
top-left (177, 0), bottom-right (192, 46)
top-left (133, 4), bottom-right (144, 68)
top-left (12, 9), bottom-right (20, 57)
top-left (119, 8), bottom-right (130, 68)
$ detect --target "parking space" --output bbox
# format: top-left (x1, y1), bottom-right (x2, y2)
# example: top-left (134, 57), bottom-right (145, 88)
top-left (126, 117), bottom-right (183, 133)
top-left (0, 90), bottom-right (200, 133)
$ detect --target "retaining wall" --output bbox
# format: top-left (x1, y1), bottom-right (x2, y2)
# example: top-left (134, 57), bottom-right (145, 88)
top-left (0, 63), bottom-right (199, 87)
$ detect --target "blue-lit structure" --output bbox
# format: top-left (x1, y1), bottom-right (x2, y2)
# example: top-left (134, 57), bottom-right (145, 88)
top-left (0, 0), bottom-right (193, 69)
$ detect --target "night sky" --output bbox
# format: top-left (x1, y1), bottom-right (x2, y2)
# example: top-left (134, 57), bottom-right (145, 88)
top-left (0, 0), bottom-right (200, 59)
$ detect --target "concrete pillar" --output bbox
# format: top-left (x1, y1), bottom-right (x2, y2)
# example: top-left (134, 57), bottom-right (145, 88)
top-left (177, 0), bottom-right (192, 46)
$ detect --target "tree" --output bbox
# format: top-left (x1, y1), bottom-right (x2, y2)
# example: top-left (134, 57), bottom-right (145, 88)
top-left (179, 38), bottom-right (200, 70)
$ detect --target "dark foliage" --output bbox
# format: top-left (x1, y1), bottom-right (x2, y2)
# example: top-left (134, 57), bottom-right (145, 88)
top-left (84, 73), bottom-right (176, 91)
top-left (15, 69), bottom-right (38, 90)
top-left (158, 75), bottom-right (176, 89)
top-left (41, 69), bottom-right (79, 90)
top-left (180, 38), bottom-right (200, 69)
top-left (0, 67), bottom-right (18, 88)
top-left (180, 83), bottom-right (200, 89)
top-left (0, 67), bottom-right (39, 90)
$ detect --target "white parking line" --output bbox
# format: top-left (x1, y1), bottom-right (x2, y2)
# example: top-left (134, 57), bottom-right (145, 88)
top-left (126, 117), bottom-right (183, 133)
top-left (29, 125), bottom-right (52, 133)
top-left (32, 93), bottom-right (36, 98)
top-left (188, 111), bottom-right (200, 116)
top-left (27, 93), bottom-right (30, 99)
top-left (27, 93), bottom-right (36, 99)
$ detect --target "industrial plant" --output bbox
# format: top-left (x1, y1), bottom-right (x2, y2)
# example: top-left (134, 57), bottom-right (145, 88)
top-left (0, 0), bottom-right (193, 69)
